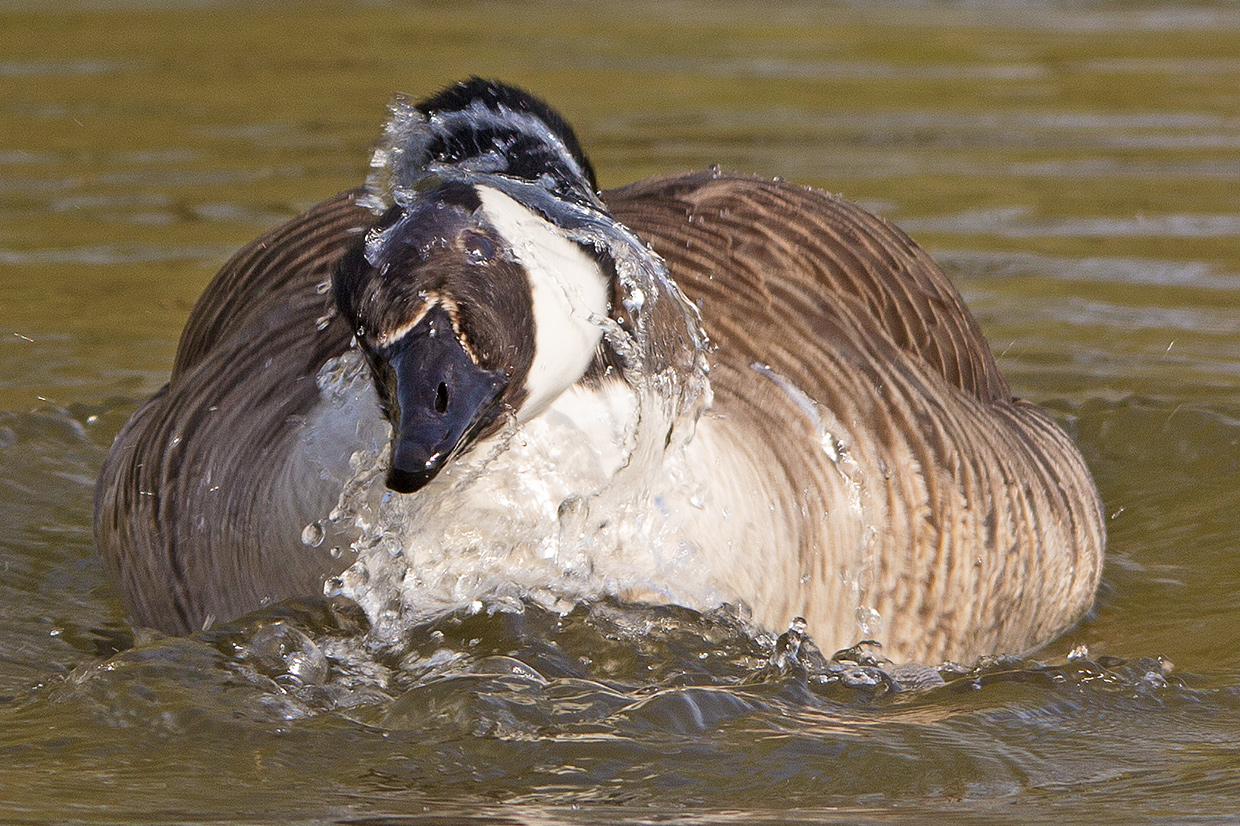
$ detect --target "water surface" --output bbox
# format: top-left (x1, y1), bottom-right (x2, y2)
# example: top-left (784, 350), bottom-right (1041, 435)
top-left (3, 2), bottom-right (1240, 823)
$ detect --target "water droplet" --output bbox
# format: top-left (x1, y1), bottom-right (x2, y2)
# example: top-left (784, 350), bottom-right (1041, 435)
top-left (301, 521), bottom-right (325, 547)
top-left (855, 606), bottom-right (882, 636)
top-left (557, 495), bottom-right (585, 522)
top-left (329, 546), bottom-right (343, 559)
top-left (464, 230), bottom-right (495, 262)
top-left (623, 286), bottom-right (645, 315)
top-left (770, 616), bottom-right (810, 670)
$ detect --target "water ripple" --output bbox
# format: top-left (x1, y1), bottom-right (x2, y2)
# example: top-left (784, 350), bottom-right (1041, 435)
top-left (0, 59), bottom-right (122, 77)
top-left (902, 208), bottom-right (1240, 239)
top-left (0, 243), bottom-right (237, 266)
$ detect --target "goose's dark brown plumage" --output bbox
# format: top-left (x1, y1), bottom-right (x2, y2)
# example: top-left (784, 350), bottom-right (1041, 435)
top-left (95, 82), bottom-right (1104, 661)
top-left (95, 195), bottom-right (372, 634)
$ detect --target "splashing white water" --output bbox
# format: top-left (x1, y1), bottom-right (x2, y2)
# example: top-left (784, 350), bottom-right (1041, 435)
top-left (320, 337), bottom-right (719, 644)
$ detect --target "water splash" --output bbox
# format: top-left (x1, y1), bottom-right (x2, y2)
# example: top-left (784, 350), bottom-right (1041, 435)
top-left (317, 95), bottom-right (721, 645)
top-left (324, 363), bottom-right (716, 645)
top-left (751, 362), bottom-right (882, 642)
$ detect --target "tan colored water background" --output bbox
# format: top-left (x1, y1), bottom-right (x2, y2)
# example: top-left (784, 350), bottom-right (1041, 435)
top-left (3, 2), bottom-right (1240, 823)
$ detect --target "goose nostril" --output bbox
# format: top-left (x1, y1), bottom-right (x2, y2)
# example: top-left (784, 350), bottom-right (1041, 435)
top-left (435, 382), bottom-right (449, 414)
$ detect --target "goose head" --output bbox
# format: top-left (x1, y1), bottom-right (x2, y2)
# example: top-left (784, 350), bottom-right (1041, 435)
top-left (332, 80), bottom-right (620, 494)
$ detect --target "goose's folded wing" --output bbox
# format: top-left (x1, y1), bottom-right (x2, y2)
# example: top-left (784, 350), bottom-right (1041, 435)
top-left (95, 191), bottom-right (374, 634)
top-left (603, 171), bottom-right (1012, 404)
top-left (172, 190), bottom-right (372, 377)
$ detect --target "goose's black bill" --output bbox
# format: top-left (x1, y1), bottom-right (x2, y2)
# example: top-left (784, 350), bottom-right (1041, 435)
top-left (382, 304), bottom-right (507, 493)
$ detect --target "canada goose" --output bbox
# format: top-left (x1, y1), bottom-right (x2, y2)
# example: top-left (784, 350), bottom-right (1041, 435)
top-left (94, 79), bottom-right (1104, 663)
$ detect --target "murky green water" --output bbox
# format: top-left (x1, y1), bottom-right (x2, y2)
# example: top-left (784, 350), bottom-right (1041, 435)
top-left (4, 1), bottom-right (1240, 823)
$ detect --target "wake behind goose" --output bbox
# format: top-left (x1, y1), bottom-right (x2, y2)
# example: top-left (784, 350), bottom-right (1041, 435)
top-left (94, 79), bottom-right (1104, 663)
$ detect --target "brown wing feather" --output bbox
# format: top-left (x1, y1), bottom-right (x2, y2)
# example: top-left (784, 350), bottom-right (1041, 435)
top-left (604, 172), bottom-right (1103, 662)
top-left (94, 191), bottom-right (373, 633)
top-left (603, 171), bottom-right (1011, 403)
top-left (172, 191), bottom-right (372, 377)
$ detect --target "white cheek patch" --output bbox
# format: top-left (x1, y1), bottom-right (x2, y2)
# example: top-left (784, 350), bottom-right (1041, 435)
top-left (476, 185), bottom-right (609, 420)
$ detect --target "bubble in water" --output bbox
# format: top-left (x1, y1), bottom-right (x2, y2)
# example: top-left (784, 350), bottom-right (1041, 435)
top-left (557, 494), bottom-right (585, 522)
top-left (839, 666), bottom-right (883, 688)
top-left (301, 521), bottom-right (326, 547)
top-left (770, 616), bottom-right (808, 670)
top-left (245, 621), bottom-right (329, 686)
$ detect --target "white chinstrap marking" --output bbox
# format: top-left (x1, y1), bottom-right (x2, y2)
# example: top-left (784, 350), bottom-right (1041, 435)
top-left (475, 185), bottom-right (609, 419)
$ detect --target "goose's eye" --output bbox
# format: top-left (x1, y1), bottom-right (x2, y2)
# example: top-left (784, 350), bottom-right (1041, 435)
top-left (463, 231), bottom-right (495, 263)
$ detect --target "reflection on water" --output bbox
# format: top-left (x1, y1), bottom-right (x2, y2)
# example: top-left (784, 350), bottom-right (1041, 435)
top-left (4, 1), bottom-right (1240, 822)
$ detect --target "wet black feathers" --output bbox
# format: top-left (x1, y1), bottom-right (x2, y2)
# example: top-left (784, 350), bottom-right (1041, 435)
top-left (415, 78), bottom-right (599, 204)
